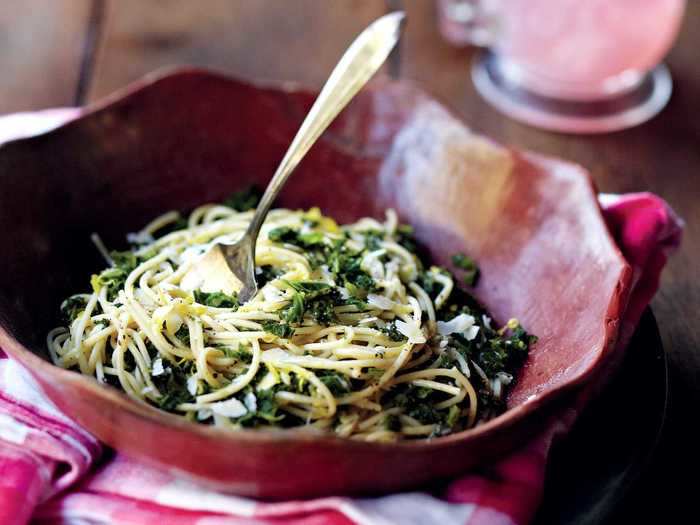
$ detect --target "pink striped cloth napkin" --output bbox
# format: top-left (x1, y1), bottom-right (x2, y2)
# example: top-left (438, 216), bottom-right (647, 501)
top-left (0, 110), bottom-right (683, 525)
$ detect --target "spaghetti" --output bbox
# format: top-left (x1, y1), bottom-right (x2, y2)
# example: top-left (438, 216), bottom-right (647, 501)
top-left (48, 191), bottom-right (535, 441)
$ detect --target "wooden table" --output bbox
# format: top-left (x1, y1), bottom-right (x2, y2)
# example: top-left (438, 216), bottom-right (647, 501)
top-left (2, 1), bottom-right (697, 521)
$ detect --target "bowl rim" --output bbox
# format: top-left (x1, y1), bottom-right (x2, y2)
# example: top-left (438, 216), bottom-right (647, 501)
top-left (0, 67), bottom-right (633, 451)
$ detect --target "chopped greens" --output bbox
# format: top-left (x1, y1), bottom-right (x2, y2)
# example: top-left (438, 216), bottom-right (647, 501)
top-left (220, 345), bottom-right (253, 363)
top-left (222, 185), bottom-right (262, 212)
top-left (175, 325), bottom-right (190, 346)
top-left (256, 265), bottom-right (281, 288)
top-left (391, 384), bottom-right (442, 424)
top-left (267, 226), bottom-right (298, 244)
top-left (261, 320), bottom-right (295, 338)
top-left (268, 227), bottom-right (325, 248)
top-left (477, 324), bottom-right (537, 376)
top-left (278, 280), bottom-right (343, 327)
top-left (417, 269), bottom-right (447, 303)
top-left (306, 294), bottom-right (338, 325)
top-left (284, 280), bottom-right (332, 295)
top-left (53, 197), bottom-right (536, 442)
top-left (110, 250), bottom-right (139, 272)
top-left (451, 252), bottom-right (477, 270)
top-left (362, 229), bottom-right (385, 251)
top-left (60, 295), bottom-right (88, 323)
top-left (317, 371), bottom-right (350, 395)
top-left (237, 388), bottom-right (285, 427)
top-left (445, 405), bottom-right (461, 428)
top-left (91, 267), bottom-right (128, 301)
top-left (452, 252), bottom-right (480, 287)
top-left (90, 249), bottom-right (157, 301)
top-left (267, 231), bottom-right (377, 295)
top-left (152, 360), bottom-right (196, 411)
top-left (395, 224), bottom-right (417, 252)
top-left (381, 321), bottom-right (408, 342)
top-left (280, 292), bottom-right (305, 324)
top-left (193, 290), bottom-right (239, 309)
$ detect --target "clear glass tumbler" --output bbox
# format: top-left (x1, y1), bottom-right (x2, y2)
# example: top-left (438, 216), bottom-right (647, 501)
top-left (437, 0), bottom-right (686, 133)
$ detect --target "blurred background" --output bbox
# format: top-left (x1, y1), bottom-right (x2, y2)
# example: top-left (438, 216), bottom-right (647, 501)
top-left (1, 1), bottom-right (698, 522)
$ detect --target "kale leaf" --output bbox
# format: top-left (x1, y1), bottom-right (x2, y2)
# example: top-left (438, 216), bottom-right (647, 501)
top-left (451, 252), bottom-right (480, 287)
top-left (222, 185), bottom-right (262, 212)
top-left (395, 224), bottom-right (417, 253)
top-left (261, 320), bottom-right (295, 338)
top-left (237, 388), bottom-right (285, 427)
top-left (268, 227), bottom-right (299, 244)
top-left (340, 296), bottom-right (367, 311)
top-left (391, 384), bottom-right (441, 424)
top-left (317, 370), bottom-right (350, 395)
top-left (254, 389), bottom-right (285, 423)
top-left (194, 290), bottom-right (239, 309)
top-left (280, 292), bottom-right (305, 324)
top-left (219, 345), bottom-right (253, 364)
top-left (110, 250), bottom-right (139, 273)
top-left (416, 270), bottom-right (447, 303)
top-left (284, 280), bottom-right (332, 297)
top-left (362, 229), bottom-right (385, 251)
top-left (381, 321), bottom-right (408, 342)
top-left (60, 295), bottom-right (88, 323)
top-left (280, 281), bottom-right (341, 326)
top-left (445, 405), bottom-right (461, 428)
top-left (327, 246), bottom-right (376, 293)
top-left (91, 249), bottom-right (158, 301)
top-left (306, 295), bottom-right (338, 325)
top-left (152, 360), bottom-right (196, 411)
top-left (256, 265), bottom-right (281, 288)
top-left (268, 227), bottom-right (325, 248)
top-left (175, 325), bottom-right (190, 346)
top-left (92, 267), bottom-right (128, 301)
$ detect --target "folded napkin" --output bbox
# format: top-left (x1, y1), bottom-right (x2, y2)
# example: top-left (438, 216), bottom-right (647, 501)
top-left (0, 110), bottom-right (683, 525)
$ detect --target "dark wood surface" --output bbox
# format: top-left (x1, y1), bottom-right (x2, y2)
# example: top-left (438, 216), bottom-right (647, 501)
top-left (0, 1), bottom-right (92, 112)
top-left (2, 1), bottom-right (697, 521)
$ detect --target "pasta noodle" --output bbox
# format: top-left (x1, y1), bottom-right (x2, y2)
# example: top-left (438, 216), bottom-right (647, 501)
top-left (48, 192), bottom-right (535, 441)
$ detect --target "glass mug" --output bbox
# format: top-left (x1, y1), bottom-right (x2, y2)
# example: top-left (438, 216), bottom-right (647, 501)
top-left (437, 0), bottom-right (686, 133)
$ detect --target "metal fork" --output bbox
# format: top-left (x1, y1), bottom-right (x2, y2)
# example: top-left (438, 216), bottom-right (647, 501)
top-left (182, 11), bottom-right (406, 303)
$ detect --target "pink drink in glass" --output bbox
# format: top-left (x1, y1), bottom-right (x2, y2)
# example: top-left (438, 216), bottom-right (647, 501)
top-left (495, 0), bottom-right (686, 99)
top-left (437, 0), bottom-right (686, 132)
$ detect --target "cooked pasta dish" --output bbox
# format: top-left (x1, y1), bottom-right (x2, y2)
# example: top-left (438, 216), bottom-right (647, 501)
top-left (48, 188), bottom-right (535, 441)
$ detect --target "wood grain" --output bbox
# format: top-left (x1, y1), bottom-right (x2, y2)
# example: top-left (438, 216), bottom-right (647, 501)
top-left (0, 1), bottom-right (92, 112)
top-left (89, 0), bottom-right (387, 99)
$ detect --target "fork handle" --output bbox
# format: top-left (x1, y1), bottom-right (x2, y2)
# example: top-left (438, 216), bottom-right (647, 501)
top-left (243, 11), bottom-right (405, 245)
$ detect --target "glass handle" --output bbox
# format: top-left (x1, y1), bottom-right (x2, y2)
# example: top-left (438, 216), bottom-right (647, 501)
top-left (436, 0), bottom-right (499, 47)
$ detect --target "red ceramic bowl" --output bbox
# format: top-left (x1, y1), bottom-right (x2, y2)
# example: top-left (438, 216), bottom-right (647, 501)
top-left (0, 69), bottom-right (631, 499)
